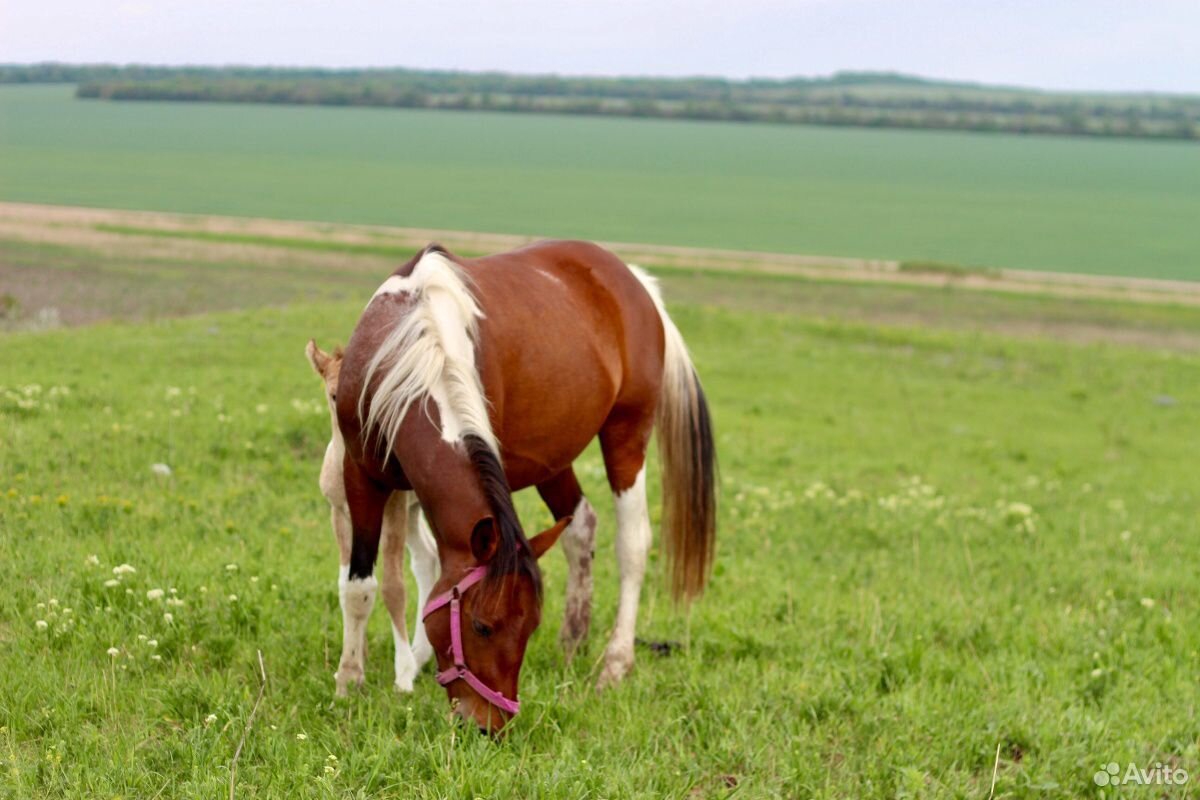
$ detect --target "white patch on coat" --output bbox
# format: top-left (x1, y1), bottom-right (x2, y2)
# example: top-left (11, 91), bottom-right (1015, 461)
top-left (335, 567), bottom-right (377, 693)
top-left (358, 250), bottom-right (499, 456)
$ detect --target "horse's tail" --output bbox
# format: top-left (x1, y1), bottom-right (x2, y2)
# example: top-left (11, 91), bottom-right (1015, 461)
top-left (628, 266), bottom-right (717, 603)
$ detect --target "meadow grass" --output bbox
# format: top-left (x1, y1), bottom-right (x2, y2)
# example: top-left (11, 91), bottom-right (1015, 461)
top-left (2, 291), bottom-right (1198, 797)
top-left (2, 85), bottom-right (1200, 280)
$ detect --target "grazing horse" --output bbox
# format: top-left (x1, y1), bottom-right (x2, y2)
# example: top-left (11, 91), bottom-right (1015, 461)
top-left (305, 341), bottom-right (440, 694)
top-left (335, 240), bottom-right (716, 731)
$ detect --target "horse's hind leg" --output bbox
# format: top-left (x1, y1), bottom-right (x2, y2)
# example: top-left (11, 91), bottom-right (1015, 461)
top-left (379, 492), bottom-right (419, 692)
top-left (537, 468), bottom-right (598, 660)
top-left (596, 408), bottom-right (655, 689)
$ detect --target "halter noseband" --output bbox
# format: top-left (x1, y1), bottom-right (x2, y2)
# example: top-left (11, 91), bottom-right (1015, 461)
top-left (422, 565), bottom-right (521, 716)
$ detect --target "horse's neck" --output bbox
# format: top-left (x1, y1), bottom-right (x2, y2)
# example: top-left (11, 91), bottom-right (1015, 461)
top-left (398, 425), bottom-right (491, 572)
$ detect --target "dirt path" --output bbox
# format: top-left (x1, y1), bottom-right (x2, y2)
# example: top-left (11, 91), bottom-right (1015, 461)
top-left (4, 201), bottom-right (1199, 307)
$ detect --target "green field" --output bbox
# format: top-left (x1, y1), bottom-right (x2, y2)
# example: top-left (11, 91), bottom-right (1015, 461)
top-left (3, 241), bottom-right (1200, 796)
top-left (2, 85), bottom-right (1199, 280)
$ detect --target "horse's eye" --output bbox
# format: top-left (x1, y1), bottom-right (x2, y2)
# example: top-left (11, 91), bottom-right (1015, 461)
top-left (471, 618), bottom-right (493, 638)
top-left (329, 393), bottom-right (336, 402)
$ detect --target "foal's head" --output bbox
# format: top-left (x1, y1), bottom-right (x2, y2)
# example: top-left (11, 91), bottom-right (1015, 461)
top-left (425, 511), bottom-right (571, 734)
top-left (305, 339), bottom-right (343, 412)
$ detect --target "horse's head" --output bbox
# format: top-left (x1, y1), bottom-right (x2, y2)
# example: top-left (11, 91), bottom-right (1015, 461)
top-left (305, 339), bottom-right (344, 414)
top-left (424, 515), bottom-right (570, 734)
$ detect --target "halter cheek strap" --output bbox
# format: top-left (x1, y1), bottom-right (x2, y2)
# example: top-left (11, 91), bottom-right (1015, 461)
top-left (422, 565), bottom-right (521, 716)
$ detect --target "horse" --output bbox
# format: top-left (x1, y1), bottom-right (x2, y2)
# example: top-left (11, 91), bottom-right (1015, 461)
top-left (305, 340), bottom-right (440, 694)
top-left (334, 240), bottom-right (716, 732)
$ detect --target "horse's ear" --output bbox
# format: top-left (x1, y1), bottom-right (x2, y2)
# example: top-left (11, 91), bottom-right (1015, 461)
top-left (529, 516), bottom-right (572, 560)
top-left (306, 339), bottom-right (331, 377)
top-left (470, 517), bottom-right (500, 564)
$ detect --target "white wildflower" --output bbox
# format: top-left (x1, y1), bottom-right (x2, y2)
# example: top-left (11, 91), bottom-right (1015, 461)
top-left (104, 579), bottom-right (120, 588)
top-left (204, 714), bottom-right (217, 726)
top-left (146, 639), bottom-right (157, 648)
top-left (85, 554), bottom-right (100, 567)
top-left (225, 563), bottom-right (238, 572)
top-left (112, 564), bottom-right (136, 576)
top-left (35, 620), bottom-right (48, 631)
top-left (150, 463), bottom-right (172, 477)
top-left (146, 588), bottom-right (165, 601)
top-left (107, 647), bottom-right (120, 657)
top-left (163, 612), bottom-right (174, 624)
top-left (296, 733), bottom-right (307, 741)
top-left (1140, 597), bottom-right (1156, 608)
top-left (228, 594), bottom-right (238, 603)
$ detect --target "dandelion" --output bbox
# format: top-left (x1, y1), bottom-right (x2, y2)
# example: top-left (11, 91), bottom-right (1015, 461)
top-left (1141, 597), bottom-right (1156, 609)
top-left (85, 554), bottom-right (100, 567)
top-left (204, 714), bottom-right (217, 726)
top-left (146, 588), bottom-right (165, 601)
top-left (35, 620), bottom-right (48, 631)
top-left (107, 647), bottom-right (120, 657)
top-left (163, 612), bottom-right (174, 624)
top-left (112, 564), bottom-right (136, 576)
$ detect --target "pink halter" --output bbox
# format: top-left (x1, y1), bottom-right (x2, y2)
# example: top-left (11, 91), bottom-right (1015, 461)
top-left (422, 565), bottom-right (521, 716)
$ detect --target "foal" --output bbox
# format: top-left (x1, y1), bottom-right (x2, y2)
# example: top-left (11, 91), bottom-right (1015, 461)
top-left (306, 341), bottom-right (439, 694)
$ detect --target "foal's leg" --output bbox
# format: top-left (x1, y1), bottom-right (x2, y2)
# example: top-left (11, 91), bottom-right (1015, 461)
top-left (378, 492), bottom-right (419, 692)
top-left (405, 496), bottom-right (439, 669)
top-left (597, 410), bottom-right (655, 689)
top-left (537, 468), bottom-right (598, 660)
top-left (337, 460), bottom-right (389, 697)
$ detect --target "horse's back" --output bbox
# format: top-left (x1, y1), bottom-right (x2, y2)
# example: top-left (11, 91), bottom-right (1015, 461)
top-left (460, 240), bottom-right (664, 487)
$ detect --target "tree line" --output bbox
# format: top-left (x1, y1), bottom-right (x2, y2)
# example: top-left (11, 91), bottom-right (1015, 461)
top-left (4, 63), bottom-right (1197, 141)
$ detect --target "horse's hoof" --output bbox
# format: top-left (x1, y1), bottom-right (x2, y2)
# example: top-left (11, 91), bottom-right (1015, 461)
top-left (334, 667), bottom-right (364, 696)
top-left (596, 652), bottom-right (634, 691)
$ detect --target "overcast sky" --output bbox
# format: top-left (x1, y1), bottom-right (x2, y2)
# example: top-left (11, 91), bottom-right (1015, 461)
top-left (2, 0), bottom-right (1198, 94)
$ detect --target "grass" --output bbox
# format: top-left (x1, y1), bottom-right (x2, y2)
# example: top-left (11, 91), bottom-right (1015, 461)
top-left (2, 274), bottom-right (1199, 796)
top-left (3, 85), bottom-right (1200, 280)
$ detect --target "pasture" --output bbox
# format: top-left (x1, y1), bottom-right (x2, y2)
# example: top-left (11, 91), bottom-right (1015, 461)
top-left (2, 85), bottom-right (1200, 280)
top-left (1, 209), bottom-right (1198, 797)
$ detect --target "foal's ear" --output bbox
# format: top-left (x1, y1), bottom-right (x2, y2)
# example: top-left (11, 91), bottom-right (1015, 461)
top-left (529, 516), bottom-right (572, 560)
top-left (470, 517), bottom-right (500, 564)
top-left (305, 339), bottom-right (332, 377)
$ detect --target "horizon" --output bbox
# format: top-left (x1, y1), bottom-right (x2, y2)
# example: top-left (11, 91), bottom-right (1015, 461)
top-left (1, 1), bottom-right (1197, 96)
top-left (6, 61), bottom-right (1198, 100)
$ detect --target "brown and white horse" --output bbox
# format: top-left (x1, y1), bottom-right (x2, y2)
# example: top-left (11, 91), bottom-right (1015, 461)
top-left (334, 240), bottom-right (716, 731)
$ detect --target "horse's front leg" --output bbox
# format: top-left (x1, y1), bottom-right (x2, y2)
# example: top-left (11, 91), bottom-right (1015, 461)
top-left (332, 506), bottom-right (370, 696)
top-left (336, 459), bottom-right (388, 697)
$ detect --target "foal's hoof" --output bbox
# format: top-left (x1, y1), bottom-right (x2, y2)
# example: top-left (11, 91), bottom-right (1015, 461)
top-left (334, 667), bottom-right (365, 697)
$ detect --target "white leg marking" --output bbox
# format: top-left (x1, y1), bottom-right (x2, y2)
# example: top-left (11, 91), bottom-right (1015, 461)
top-left (599, 468), bottom-right (650, 689)
top-left (336, 565), bottom-right (376, 696)
top-left (407, 508), bottom-right (439, 669)
top-left (560, 496), bottom-right (597, 657)
top-left (392, 622), bottom-right (419, 692)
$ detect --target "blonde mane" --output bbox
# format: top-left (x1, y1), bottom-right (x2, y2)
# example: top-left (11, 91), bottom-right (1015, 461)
top-left (357, 249), bottom-right (499, 459)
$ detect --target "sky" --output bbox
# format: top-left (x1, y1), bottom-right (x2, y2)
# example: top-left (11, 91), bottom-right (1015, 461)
top-left (2, 0), bottom-right (1198, 94)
